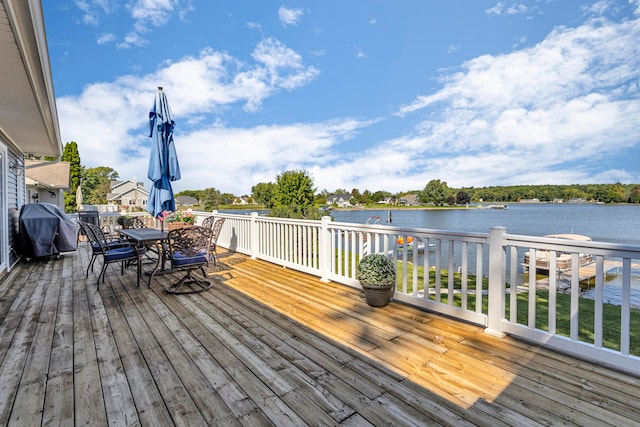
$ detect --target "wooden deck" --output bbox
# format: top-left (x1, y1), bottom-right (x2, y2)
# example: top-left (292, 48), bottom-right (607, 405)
top-left (1, 244), bottom-right (640, 426)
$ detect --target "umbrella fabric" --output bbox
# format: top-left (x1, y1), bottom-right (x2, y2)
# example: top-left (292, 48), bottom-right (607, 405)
top-left (76, 184), bottom-right (82, 211)
top-left (147, 88), bottom-right (181, 218)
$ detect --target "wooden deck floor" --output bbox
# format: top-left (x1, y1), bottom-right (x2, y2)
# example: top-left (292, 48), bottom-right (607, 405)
top-left (1, 245), bottom-right (640, 426)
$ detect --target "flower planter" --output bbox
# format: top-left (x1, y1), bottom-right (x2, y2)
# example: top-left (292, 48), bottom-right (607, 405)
top-left (167, 221), bottom-right (191, 231)
top-left (361, 283), bottom-right (393, 307)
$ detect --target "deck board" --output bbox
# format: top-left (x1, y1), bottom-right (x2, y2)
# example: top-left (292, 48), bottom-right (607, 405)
top-left (0, 245), bottom-right (639, 426)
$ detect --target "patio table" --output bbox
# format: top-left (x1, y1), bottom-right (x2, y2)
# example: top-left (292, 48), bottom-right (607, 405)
top-left (118, 228), bottom-right (169, 287)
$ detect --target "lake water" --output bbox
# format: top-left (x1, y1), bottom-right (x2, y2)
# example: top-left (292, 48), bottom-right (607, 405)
top-left (330, 204), bottom-right (640, 306)
top-left (329, 203), bottom-right (640, 245)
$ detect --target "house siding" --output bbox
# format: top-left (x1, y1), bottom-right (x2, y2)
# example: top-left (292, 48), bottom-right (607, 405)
top-left (8, 150), bottom-right (24, 269)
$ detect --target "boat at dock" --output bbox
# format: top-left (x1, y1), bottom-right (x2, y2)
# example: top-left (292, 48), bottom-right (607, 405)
top-left (522, 233), bottom-right (593, 273)
top-left (477, 204), bottom-right (508, 209)
top-left (395, 236), bottom-right (435, 254)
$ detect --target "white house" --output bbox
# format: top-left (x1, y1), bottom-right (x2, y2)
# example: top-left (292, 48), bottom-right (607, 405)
top-left (399, 194), bottom-right (419, 206)
top-left (107, 179), bottom-right (149, 210)
top-left (326, 194), bottom-right (352, 208)
top-left (1, 0), bottom-right (63, 272)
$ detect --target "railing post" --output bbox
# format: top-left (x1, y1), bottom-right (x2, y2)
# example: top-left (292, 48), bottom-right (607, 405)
top-left (486, 226), bottom-right (506, 337)
top-left (319, 215), bottom-right (332, 282)
top-left (250, 212), bottom-right (259, 259)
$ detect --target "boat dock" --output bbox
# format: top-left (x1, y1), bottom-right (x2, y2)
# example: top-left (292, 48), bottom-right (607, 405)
top-left (526, 260), bottom-right (637, 291)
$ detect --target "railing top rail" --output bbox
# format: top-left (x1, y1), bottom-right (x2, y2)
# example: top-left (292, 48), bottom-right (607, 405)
top-left (329, 220), bottom-right (489, 240)
top-left (506, 233), bottom-right (640, 256)
top-left (252, 216), bottom-right (323, 226)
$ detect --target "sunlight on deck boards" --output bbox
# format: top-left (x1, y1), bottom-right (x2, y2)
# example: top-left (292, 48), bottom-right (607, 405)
top-left (0, 245), bottom-right (638, 426)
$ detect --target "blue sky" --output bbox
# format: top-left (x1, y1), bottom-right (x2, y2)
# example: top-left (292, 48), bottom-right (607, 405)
top-left (43, 1), bottom-right (640, 196)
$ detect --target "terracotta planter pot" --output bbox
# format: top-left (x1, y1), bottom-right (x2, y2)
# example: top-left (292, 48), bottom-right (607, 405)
top-left (167, 221), bottom-right (192, 231)
top-left (361, 283), bottom-right (393, 307)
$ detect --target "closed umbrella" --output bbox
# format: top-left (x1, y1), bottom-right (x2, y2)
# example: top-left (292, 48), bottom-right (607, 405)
top-left (147, 87), bottom-right (181, 219)
top-left (76, 184), bottom-right (82, 211)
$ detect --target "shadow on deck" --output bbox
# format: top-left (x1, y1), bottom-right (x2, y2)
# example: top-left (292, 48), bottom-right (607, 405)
top-left (0, 244), bottom-right (639, 426)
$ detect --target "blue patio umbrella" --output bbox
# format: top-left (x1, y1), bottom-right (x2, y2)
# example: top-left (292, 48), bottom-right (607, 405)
top-left (147, 87), bottom-right (181, 219)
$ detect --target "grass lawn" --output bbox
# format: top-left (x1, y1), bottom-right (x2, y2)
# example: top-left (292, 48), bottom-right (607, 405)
top-left (396, 261), bottom-right (640, 356)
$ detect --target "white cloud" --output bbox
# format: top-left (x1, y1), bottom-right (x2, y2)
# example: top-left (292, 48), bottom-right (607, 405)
top-left (486, 2), bottom-right (506, 15)
top-left (57, 39), bottom-right (326, 193)
top-left (486, 2), bottom-right (528, 16)
top-left (97, 33), bottom-right (116, 44)
top-left (72, 0), bottom-right (193, 48)
top-left (129, 0), bottom-right (176, 27)
top-left (583, 1), bottom-right (611, 16)
top-left (74, 0), bottom-right (98, 25)
top-left (278, 6), bottom-right (304, 27)
top-left (506, 4), bottom-right (527, 15)
top-left (392, 16), bottom-right (640, 188)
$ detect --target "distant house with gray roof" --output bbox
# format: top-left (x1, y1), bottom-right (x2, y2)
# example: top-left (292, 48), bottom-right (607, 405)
top-left (176, 196), bottom-right (199, 207)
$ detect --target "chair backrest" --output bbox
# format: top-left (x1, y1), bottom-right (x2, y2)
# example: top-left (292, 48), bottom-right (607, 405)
top-left (78, 211), bottom-right (100, 236)
top-left (78, 221), bottom-right (93, 242)
top-left (78, 210), bottom-right (100, 226)
top-left (167, 226), bottom-right (213, 262)
top-left (201, 216), bottom-right (215, 229)
top-left (123, 217), bottom-right (147, 229)
top-left (84, 222), bottom-right (110, 253)
top-left (210, 217), bottom-right (225, 244)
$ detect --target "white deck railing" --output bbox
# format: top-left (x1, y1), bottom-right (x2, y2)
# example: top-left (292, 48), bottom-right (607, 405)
top-left (72, 210), bottom-right (640, 376)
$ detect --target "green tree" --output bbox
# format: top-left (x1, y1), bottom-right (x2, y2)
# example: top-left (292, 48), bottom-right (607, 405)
top-left (252, 182), bottom-right (277, 208)
top-left (82, 166), bottom-right (119, 205)
top-left (420, 179), bottom-right (450, 206)
top-left (201, 187), bottom-right (222, 211)
top-left (360, 189), bottom-right (373, 205)
top-left (371, 191), bottom-right (391, 203)
top-left (315, 189), bottom-right (329, 205)
top-left (456, 190), bottom-right (471, 205)
top-left (350, 188), bottom-right (362, 205)
top-left (221, 193), bottom-right (236, 205)
top-left (629, 189), bottom-right (640, 203)
top-left (270, 169), bottom-right (319, 219)
top-left (61, 142), bottom-right (82, 212)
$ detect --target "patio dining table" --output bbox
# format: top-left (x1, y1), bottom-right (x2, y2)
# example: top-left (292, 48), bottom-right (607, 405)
top-left (118, 228), bottom-right (169, 287)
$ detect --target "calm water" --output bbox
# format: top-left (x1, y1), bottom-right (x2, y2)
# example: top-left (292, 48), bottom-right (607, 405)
top-left (329, 203), bottom-right (640, 245)
top-left (331, 204), bottom-right (640, 306)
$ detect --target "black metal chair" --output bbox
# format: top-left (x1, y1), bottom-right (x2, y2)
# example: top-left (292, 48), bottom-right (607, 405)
top-left (77, 210), bottom-right (100, 242)
top-left (165, 226), bottom-right (213, 294)
top-left (78, 221), bottom-right (129, 278)
top-left (201, 216), bottom-right (225, 264)
top-left (123, 217), bottom-right (148, 229)
top-left (83, 222), bottom-right (146, 287)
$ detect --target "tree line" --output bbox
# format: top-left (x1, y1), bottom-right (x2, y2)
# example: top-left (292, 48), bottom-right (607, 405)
top-left (314, 180), bottom-right (640, 207)
top-left (59, 141), bottom-right (640, 216)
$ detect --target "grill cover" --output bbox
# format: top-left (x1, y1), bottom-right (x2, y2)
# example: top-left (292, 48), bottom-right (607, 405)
top-left (18, 203), bottom-right (78, 258)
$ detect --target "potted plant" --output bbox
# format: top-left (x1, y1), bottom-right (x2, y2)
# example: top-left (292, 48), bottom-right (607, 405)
top-left (356, 253), bottom-right (396, 307)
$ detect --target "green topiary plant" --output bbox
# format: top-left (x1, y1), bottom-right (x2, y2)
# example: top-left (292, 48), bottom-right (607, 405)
top-left (356, 253), bottom-right (396, 287)
top-left (116, 215), bottom-right (131, 226)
